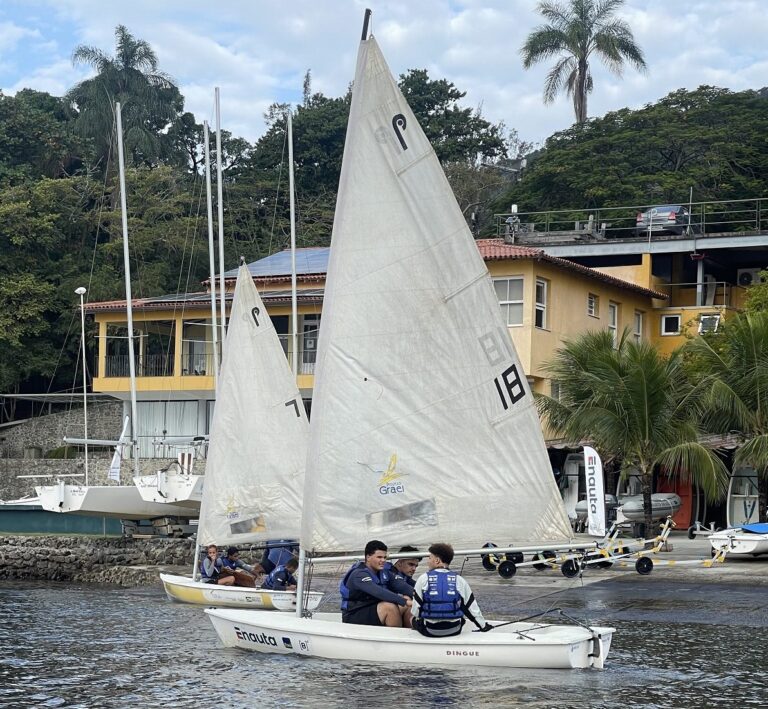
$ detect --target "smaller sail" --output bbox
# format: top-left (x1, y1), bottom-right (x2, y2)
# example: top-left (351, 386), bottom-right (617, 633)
top-left (584, 446), bottom-right (606, 536)
top-left (108, 416), bottom-right (131, 482)
top-left (196, 265), bottom-right (309, 547)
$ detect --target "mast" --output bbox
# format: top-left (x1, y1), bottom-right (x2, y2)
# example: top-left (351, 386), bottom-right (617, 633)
top-left (75, 286), bottom-right (89, 484)
top-left (215, 87), bottom-right (227, 347)
top-left (203, 120), bottom-right (220, 385)
top-left (115, 102), bottom-right (140, 478)
top-left (288, 111), bottom-right (298, 379)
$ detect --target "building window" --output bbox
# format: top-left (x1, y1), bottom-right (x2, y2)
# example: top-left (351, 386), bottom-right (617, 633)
top-left (698, 313), bottom-right (721, 334)
top-left (535, 278), bottom-right (548, 329)
top-left (494, 278), bottom-right (524, 326)
top-left (587, 293), bottom-right (599, 318)
top-left (608, 302), bottom-right (618, 347)
top-left (633, 311), bottom-right (644, 343)
top-left (661, 314), bottom-right (681, 336)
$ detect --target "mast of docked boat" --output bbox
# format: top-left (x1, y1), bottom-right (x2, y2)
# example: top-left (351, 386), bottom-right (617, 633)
top-left (215, 88), bottom-right (227, 348)
top-left (288, 111), bottom-right (298, 380)
top-left (203, 120), bottom-right (220, 386)
top-left (115, 102), bottom-right (141, 478)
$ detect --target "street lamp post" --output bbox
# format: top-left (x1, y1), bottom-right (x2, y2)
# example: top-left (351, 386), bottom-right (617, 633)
top-left (75, 287), bottom-right (89, 485)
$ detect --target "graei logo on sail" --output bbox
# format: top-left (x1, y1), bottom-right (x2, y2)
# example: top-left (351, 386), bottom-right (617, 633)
top-left (234, 626), bottom-right (278, 646)
top-left (360, 454), bottom-right (407, 495)
top-left (586, 454), bottom-right (600, 514)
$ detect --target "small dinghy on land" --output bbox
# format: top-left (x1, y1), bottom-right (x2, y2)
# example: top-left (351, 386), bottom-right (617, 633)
top-left (709, 523), bottom-right (768, 557)
top-left (618, 492), bottom-right (681, 522)
top-left (160, 265), bottom-right (322, 611)
top-left (206, 10), bottom-right (614, 669)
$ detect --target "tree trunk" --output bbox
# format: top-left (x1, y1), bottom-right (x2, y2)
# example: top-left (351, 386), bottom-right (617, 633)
top-left (641, 471), bottom-right (654, 539)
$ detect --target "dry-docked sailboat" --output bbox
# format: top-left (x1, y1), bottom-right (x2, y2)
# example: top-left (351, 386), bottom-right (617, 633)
top-left (159, 264), bottom-right (323, 611)
top-left (205, 11), bottom-right (614, 668)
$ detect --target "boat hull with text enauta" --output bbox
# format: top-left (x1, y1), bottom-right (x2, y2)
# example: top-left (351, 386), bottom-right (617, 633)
top-left (205, 610), bottom-right (614, 669)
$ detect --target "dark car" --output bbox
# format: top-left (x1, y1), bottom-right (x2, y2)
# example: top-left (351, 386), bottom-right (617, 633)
top-left (634, 205), bottom-right (697, 236)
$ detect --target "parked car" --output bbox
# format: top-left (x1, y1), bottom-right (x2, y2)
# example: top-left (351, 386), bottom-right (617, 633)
top-left (634, 205), bottom-right (698, 236)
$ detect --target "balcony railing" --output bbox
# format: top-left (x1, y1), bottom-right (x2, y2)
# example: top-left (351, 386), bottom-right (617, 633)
top-left (181, 353), bottom-right (215, 376)
top-left (495, 197), bottom-right (768, 243)
top-left (104, 354), bottom-right (174, 378)
top-left (653, 280), bottom-right (745, 309)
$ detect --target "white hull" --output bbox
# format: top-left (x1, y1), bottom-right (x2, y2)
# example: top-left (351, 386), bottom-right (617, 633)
top-left (134, 473), bottom-right (203, 509)
top-left (619, 493), bottom-right (681, 521)
top-left (205, 610), bottom-right (614, 669)
top-left (726, 468), bottom-right (759, 527)
top-left (709, 529), bottom-right (768, 557)
top-left (160, 574), bottom-right (323, 610)
top-left (35, 483), bottom-right (193, 519)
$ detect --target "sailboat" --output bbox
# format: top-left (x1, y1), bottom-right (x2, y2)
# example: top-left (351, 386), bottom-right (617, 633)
top-left (205, 12), bottom-right (614, 669)
top-left (35, 104), bottom-right (193, 524)
top-left (159, 264), bottom-right (323, 611)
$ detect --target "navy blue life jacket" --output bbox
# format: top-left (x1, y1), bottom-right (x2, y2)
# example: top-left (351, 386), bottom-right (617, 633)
top-left (339, 562), bottom-right (391, 610)
top-left (262, 564), bottom-right (293, 590)
top-left (420, 569), bottom-right (463, 620)
top-left (200, 556), bottom-right (221, 581)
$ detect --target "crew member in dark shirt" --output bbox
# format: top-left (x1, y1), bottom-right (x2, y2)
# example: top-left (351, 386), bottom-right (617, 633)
top-left (340, 539), bottom-right (414, 627)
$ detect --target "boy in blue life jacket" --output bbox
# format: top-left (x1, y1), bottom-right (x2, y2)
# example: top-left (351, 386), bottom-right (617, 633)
top-left (259, 539), bottom-right (298, 575)
top-left (221, 546), bottom-right (260, 587)
top-left (340, 539), bottom-right (414, 628)
top-left (386, 545), bottom-right (421, 589)
top-left (261, 557), bottom-right (299, 591)
top-left (411, 542), bottom-right (493, 638)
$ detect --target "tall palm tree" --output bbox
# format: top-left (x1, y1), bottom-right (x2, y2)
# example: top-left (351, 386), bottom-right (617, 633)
top-left (537, 330), bottom-right (728, 533)
top-left (685, 312), bottom-right (768, 522)
top-left (520, 0), bottom-right (647, 124)
top-left (65, 25), bottom-right (183, 169)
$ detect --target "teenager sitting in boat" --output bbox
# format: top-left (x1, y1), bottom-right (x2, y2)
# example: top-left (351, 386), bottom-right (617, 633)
top-left (259, 539), bottom-right (298, 575)
top-left (385, 545), bottom-right (422, 589)
top-left (340, 539), bottom-right (414, 628)
top-left (221, 546), bottom-right (261, 587)
top-left (200, 544), bottom-right (235, 585)
top-left (261, 557), bottom-right (299, 591)
top-left (411, 543), bottom-right (492, 637)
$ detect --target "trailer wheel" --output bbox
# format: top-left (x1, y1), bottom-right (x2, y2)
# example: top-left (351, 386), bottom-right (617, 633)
top-left (481, 542), bottom-right (498, 571)
top-left (687, 525), bottom-right (697, 540)
top-left (532, 550), bottom-right (556, 571)
top-left (561, 559), bottom-right (581, 578)
top-left (507, 551), bottom-right (525, 564)
top-left (497, 560), bottom-right (517, 579)
top-left (635, 557), bottom-right (654, 575)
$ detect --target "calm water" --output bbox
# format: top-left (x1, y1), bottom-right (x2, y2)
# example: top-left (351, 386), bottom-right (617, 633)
top-left (1, 568), bottom-right (766, 708)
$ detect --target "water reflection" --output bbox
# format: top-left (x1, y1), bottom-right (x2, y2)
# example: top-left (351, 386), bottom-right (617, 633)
top-left (0, 576), bottom-right (766, 708)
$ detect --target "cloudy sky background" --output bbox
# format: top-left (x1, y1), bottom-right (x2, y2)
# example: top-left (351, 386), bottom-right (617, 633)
top-left (1, 0), bottom-right (766, 149)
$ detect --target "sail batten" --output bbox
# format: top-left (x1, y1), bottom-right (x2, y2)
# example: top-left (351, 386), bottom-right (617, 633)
top-left (301, 36), bottom-right (573, 552)
top-left (197, 265), bottom-right (308, 547)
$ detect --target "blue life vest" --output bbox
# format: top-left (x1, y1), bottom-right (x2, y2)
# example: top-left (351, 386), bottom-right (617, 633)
top-left (421, 569), bottom-right (463, 620)
top-left (200, 556), bottom-right (221, 581)
top-left (262, 564), bottom-right (292, 590)
top-left (339, 562), bottom-right (391, 610)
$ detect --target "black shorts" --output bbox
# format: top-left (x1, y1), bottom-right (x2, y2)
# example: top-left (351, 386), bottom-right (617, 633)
top-left (342, 603), bottom-right (382, 627)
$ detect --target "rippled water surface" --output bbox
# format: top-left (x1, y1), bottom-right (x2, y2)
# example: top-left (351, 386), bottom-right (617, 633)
top-left (1, 570), bottom-right (766, 708)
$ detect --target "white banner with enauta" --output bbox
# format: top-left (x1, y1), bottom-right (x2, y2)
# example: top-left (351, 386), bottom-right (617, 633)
top-left (584, 446), bottom-right (606, 537)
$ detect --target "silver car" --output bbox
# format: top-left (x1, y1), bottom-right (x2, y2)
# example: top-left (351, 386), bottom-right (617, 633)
top-left (634, 205), bottom-right (697, 236)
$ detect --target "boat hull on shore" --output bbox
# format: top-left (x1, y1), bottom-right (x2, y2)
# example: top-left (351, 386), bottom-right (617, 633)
top-left (160, 573), bottom-right (323, 611)
top-left (36, 483), bottom-right (193, 520)
top-left (619, 493), bottom-right (681, 522)
top-left (205, 610), bottom-right (614, 669)
top-left (134, 473), bottom-right (203, 509)
top-left (709, 523), bottom-right (768, 557)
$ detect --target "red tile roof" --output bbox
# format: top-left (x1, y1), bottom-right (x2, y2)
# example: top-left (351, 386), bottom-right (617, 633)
top-left (475, 239), bottom-right (667, 299)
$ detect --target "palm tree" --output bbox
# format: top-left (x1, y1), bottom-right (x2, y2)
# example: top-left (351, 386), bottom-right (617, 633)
top-left (520, 0), bottom-right (647, 124)
top-left (685, 312), bottom-right (768, 522)
top-left (65, 25), bottom-right (183, 169)
top-left (537, 330), bottom-right (728, 533)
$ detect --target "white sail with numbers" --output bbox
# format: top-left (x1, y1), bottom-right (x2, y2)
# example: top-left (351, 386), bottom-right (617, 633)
top-left (196, 264), bottom-right (309, 547)
top-left (300, 34), bottom-right (573, 552)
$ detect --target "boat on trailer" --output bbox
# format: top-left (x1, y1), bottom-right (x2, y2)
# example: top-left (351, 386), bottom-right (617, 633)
top-left (709, 523), bottom-right (768, 557)
top-left (206, 10), bottom-right (614, 669)
top-left (618, 492), bottom-right (682, 522)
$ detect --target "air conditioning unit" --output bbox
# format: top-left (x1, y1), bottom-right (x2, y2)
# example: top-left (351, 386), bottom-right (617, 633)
top-left (737, 268), bottom-right (763, 287)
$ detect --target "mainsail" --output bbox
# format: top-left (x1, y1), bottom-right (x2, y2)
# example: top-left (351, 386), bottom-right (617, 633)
top-left (301, 36), bottom-right (573, 551)
top-left (197, 265), bottom-right (308, 546)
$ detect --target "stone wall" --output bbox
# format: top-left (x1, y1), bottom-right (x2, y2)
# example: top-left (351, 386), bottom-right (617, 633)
top-left (1, 402), bottom-right (122, 458)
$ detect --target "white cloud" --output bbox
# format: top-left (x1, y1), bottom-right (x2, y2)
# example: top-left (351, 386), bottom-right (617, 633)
top-left (1, 0), bottom-right (766, 146)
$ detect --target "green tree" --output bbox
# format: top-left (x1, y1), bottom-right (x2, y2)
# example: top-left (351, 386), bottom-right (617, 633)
top-left (65, 25), bottom-right (184, 170)
top-left (521, 0), bottom-right (646, 124)
top-left (537, 330), bottom-right (728, 533)
top-left (685, 312), bottom-right (768, 521)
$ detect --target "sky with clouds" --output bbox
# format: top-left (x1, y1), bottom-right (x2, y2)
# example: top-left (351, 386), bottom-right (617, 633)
top-left (1, 0), bottom-right (766, 149)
